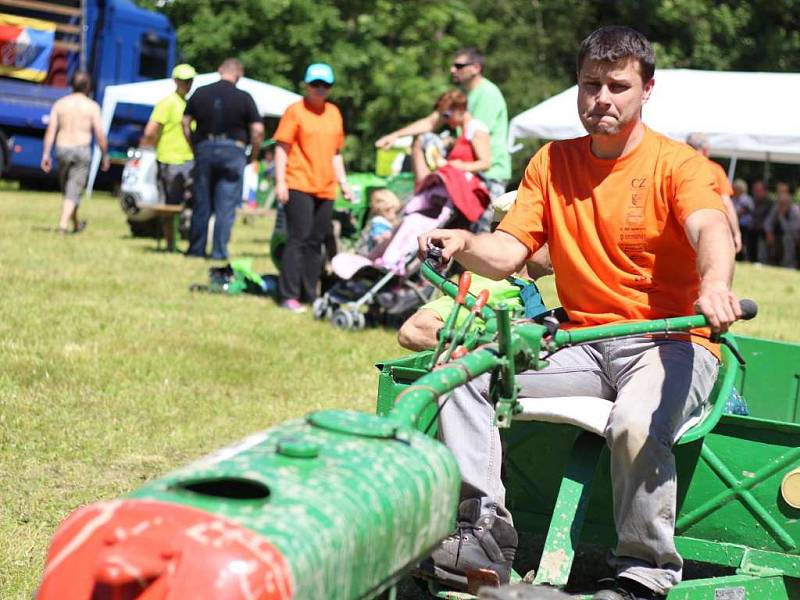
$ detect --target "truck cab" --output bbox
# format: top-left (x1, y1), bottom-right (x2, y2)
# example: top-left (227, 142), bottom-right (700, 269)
top-left (0, 0), bottom-right (177, 181)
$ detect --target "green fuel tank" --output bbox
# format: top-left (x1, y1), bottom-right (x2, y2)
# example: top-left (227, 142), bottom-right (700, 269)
top-left (126, 409), bottom-right (460, 598)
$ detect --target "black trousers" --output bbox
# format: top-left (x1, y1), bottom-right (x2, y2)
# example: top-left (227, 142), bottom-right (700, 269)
top-left (278, 190), bottom-right (334, 302)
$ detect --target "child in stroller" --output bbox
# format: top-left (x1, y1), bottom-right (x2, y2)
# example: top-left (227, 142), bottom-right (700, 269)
top-left (357, 188), bottom-right (402, 255)
top-left (313, 166), bottom-right (489, 330)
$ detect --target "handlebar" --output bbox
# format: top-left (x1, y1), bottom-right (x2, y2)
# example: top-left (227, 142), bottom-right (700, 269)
top-left (549, 298), bottom-right (756, 347)
top-left (391, 257), bottom-right (758, 431)
top-left (739, 299), bottom-right (758, 320)
top-left (421, 258), bottom-right (757, 350)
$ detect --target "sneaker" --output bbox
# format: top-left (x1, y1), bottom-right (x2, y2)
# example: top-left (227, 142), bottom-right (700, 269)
top-left (428, 499), bottom-right (518, 589)
top-left (592, 578), bottom-right (665, 600)
top-left (281, 299), bottom-right (307, 314)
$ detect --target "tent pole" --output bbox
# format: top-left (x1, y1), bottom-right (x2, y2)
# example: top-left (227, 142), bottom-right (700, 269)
top-left (727, 154), bottom-right (738, 180)
top-left (764, 153), bottom-right (771, 186)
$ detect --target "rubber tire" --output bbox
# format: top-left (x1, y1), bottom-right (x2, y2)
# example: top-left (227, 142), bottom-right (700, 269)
top-left (331, 309), bottom-right (353, 330)
top-left (351, 311), bottom-right (366, 330)
top-left (312, 297), bottom-right (329, 320)
top-left (0, 129), bottom-right (7, 175)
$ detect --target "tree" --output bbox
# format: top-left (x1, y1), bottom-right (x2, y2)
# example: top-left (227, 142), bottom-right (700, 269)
top-left (138, 0), bottom-right (800, 175)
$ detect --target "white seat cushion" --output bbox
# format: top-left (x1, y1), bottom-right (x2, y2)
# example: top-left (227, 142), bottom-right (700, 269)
top-left (513, 396), bottom-right (705, 441)
top-left (514, 396), bottom-right (613, 437)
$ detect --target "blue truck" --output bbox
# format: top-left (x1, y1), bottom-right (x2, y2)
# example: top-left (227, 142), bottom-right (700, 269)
top-left (0, 0), bottom-right (177, 183)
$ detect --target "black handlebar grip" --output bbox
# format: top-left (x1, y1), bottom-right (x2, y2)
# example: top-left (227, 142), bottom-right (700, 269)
top-left (739, 299), bottom-right (758, 320)
top-left (425, 242), bottom-right (446, 270)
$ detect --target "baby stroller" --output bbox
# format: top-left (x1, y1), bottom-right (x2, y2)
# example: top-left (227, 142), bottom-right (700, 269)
top-left (313, 168), bottom-right (489, 330)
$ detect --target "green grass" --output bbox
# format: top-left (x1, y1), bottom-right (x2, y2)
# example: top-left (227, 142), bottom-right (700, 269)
top-left (0, 190), bottom-right (401, 597)
top-left (1, 189), bottom-right (799, 597)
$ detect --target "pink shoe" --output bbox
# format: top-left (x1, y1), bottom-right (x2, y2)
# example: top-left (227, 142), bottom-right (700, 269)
top-left (281, 298), bottom-right (307, 313)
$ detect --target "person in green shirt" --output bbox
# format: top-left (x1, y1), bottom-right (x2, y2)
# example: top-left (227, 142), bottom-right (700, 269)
top-left (140, 63), bottom-right (197, 245)
top-left (398, 245), bottom-right (551, 351)
top-left (450, 48), bottom-right (511, 184)
top-left (375, 47), bottom-right (511, 231)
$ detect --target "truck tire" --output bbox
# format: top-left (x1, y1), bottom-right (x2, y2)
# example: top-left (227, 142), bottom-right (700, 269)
top-left (0, 129), bottom-right (7, 175)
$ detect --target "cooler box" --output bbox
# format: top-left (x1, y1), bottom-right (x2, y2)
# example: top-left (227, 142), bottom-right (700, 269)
top-left (375, 147), bottom-right (409, 177)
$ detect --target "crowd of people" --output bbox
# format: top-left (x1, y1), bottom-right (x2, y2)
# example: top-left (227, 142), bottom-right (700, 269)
top-left (731, 178), bottom-right (800, 268)
top-left (40, 52), bottom-right (800, 280)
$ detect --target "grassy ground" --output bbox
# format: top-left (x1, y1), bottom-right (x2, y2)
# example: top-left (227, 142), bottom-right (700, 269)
top-left (1, 189), bottom-right (799, 597)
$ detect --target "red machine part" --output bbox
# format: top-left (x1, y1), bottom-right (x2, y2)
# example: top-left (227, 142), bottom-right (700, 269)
top-left (473, 289), bottom-right (490, 313)
top-left (37, 499), bottom-right (294, 600)
top-left (454, 271), bottom-right (472, 305)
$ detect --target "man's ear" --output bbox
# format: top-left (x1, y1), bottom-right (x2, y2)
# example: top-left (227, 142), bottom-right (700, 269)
top-left (642, 77), bottom-right (655, 104)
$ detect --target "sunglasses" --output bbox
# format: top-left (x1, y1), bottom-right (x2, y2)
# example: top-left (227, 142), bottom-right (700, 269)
top-left (441, 111), bottom-right (453, 119)
top-left (452, 62), bottom-right (473, 70)
top-left (309, 80), bottom-right (332, 89)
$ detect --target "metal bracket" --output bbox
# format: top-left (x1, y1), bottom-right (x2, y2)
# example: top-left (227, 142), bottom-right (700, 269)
top-left (737, 549), bottom-right (785, 578)
top-left (494, 304), bottom-right (517, 428)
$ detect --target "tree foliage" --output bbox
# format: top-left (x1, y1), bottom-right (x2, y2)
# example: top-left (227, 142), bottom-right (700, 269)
top-left (137, 0), bottom-right (800, 172)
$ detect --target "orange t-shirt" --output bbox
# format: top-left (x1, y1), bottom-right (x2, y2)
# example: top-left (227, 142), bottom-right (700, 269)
top-left (497, 126), bottom-right (726, 355)
top-left (273, 100), bottom-right (345, 200)
top-left (708, 159), bottom-right (733, 196)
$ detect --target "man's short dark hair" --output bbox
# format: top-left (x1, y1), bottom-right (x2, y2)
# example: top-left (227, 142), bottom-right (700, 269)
top-left (454, 47), bottom-right (485, 69)
top-left (71, 70), bottom-right (91, 94)
top-left (577, 26), bottom-right (655, 82)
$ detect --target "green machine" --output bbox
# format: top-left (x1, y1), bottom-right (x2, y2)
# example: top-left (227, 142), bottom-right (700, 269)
top-left (376, 262), bottom-right (800, 599)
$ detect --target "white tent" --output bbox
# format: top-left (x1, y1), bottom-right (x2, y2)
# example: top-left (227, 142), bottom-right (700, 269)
top-left (87, 72), bottom-right (301, 195)
top-left (508, 69), bottom-right (800, 166)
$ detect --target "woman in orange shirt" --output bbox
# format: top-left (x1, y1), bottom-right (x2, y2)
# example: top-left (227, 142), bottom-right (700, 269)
top-left (273, 62), bottom-right (353, 313)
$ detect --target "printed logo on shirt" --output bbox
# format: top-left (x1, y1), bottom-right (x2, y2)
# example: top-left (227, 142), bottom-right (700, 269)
top-left (620, 176), bottom-right (653, 284)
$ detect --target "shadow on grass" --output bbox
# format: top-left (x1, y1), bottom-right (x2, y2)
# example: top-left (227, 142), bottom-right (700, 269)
top-left (139, 247), bottom-right (187, 255)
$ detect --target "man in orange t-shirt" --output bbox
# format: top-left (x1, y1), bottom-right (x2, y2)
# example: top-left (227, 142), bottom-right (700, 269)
top-left (686, 132), bottom-right (742, 253)
top-left (417, 27), bottom-right (741, 599)
top-left (273, 62), bottom-right (353, 312)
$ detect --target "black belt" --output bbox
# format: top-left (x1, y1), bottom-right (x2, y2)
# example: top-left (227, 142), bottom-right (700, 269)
top-left (202, 135), bottom-right (246, 147)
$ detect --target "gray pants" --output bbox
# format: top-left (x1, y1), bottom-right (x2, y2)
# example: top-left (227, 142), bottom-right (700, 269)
top-left (56, 145), bottom-right (91, 203)
top-left (157, 160), bottom-right (194, 205)
top-left (440, 337), bottom-right (718, 594)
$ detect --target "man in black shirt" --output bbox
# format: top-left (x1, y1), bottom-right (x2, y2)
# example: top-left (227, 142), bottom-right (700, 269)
top-left (182, 58), bottom-right (264, 259)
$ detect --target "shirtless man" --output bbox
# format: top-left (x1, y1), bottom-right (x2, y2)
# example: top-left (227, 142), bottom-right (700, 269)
top-left (41, 71), bottom-right (110, 234)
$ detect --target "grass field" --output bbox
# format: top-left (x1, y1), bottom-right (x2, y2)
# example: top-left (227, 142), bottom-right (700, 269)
top-left (1, 189), bottom-right (799, 598)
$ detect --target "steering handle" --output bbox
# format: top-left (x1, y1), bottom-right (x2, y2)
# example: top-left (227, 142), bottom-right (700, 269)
top-left (738, 299), bottom-right (758, 320)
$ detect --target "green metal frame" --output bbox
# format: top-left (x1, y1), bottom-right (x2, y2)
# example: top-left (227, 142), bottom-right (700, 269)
top-left (375, 264), bottom-right (800, 599)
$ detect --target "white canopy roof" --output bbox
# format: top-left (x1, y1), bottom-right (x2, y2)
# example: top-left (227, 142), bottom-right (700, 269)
top-left (508, 69), bottom-right (800, 164)
top-left (88, 72), bottom-right (301, 195)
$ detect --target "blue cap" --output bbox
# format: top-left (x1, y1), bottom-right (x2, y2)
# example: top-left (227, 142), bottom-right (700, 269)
top-left (304, 63), bottom-right (335, 85)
